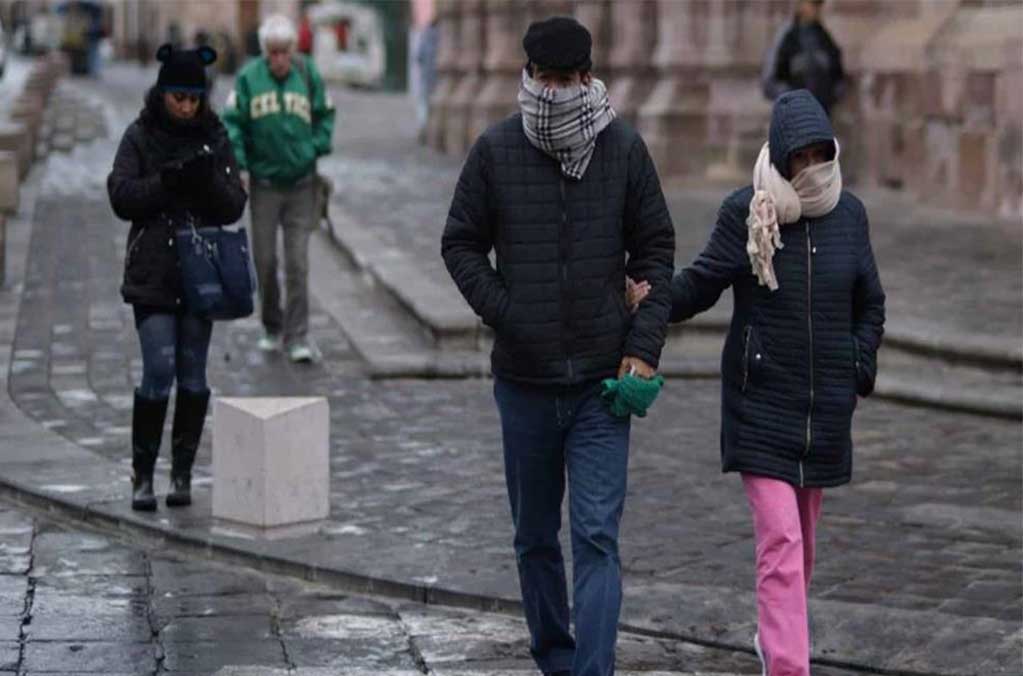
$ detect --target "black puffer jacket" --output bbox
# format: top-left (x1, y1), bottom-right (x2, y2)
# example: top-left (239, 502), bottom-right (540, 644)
top-left (442, 114), bottom-right (675, 386)
top-left (671, 91), bottom-right (885, 488)
top-left (108, 88), bottom-right (247, 311)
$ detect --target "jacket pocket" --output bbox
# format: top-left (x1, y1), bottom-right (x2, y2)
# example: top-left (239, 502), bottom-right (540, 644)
top-left (852, 335), bottom-right (876, 397)
top-left (126, 230), bottom-right (144, 262)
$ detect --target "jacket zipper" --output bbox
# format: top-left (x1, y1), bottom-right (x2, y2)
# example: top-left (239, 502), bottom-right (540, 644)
top-left (802, 221), bottom-right (814, 487)
top-left (559, 177), bottom-right (573, 380)
top-left (741, 325), bottom-right (752, 392)
top-left (126, 229), bottom-right (145, 263)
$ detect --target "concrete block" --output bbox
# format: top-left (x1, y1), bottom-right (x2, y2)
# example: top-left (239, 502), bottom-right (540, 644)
top-left (0, 152), bottom-right (19, 215)
top-left (212, 397), bottom-right (330, 528)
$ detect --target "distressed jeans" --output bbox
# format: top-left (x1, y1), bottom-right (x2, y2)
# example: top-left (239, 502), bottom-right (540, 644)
top-left (494, 378), bottom-right (631, 676)
top-left (134, 309), bottom-right (212, 399)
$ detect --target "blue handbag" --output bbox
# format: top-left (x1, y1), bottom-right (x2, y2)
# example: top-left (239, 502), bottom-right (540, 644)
top-left (176, 216), bottom-right (256, 321)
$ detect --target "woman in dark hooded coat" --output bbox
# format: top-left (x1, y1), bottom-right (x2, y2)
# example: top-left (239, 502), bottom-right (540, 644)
top-left (630, 90), bottom-right (885, 675)
top-left (107, 43), bottom-right (247, 512)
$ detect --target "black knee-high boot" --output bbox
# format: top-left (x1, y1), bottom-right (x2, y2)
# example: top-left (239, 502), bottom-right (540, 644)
top-left (166, 387), bottom-right (210, 507)
top-left (132, 390), bottom-right (169, 511)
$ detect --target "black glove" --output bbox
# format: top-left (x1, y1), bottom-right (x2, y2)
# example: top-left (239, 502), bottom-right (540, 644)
top-left (180, 146), bottom-right (215, 187)
top-left (160, 145), bottom-right (215, 194)
top-left (159, 158), bottom-right (186, 191)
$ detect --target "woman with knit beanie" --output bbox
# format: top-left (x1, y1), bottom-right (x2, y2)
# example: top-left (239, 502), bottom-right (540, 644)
top-left (107, 44), bottom-right (247, 511)
top-left (631, 89), bottom-right (885, 675)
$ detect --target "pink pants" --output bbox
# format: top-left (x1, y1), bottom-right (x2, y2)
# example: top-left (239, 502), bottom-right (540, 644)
top-left (742, 474), bottom-right (824, 676)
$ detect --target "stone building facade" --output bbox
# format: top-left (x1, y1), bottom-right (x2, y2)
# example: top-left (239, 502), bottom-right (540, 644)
top-left (427, 0), bottom-right (1023, 219)
top-left (105, 0), bottom-right (299, 63)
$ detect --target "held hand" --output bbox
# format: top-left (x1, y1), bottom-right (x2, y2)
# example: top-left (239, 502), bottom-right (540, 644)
top-left (625, 276), bottom-right (651, 313)
top-left (618, 356), bottom-right (656, 380)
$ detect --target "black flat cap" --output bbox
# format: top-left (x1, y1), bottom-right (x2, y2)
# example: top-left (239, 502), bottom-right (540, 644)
top-left (523, 16), bottom-right (592, 73)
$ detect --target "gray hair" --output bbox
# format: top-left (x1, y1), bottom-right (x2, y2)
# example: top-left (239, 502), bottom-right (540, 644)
top-left (258, 14), bottom-right (297, 53)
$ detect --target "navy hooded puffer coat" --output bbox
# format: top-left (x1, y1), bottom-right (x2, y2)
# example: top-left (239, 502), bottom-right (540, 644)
top-left (671, 90), bottom-right (886, 488)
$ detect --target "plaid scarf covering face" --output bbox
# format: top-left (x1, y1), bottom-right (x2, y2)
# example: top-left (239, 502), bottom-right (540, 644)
top-left (518, 69), bottom-right (616, 181)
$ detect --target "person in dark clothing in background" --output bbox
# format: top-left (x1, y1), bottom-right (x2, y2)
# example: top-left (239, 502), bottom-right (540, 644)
top-left (631, 89), bottom-right (885, 676)
top-left (441, 17), bottom-right (674, 676)
top-left (762, 0), bottom-right (846, 115)
top-left (107, 44), bottom-right (247, 512)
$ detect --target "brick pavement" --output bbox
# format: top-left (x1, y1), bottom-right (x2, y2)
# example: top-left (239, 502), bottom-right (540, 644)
top-left (0, 66), bottom-right (1019, 675)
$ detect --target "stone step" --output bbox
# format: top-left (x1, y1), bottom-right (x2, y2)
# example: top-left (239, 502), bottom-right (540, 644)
top-left (325, 209), bottom-right (486, 351)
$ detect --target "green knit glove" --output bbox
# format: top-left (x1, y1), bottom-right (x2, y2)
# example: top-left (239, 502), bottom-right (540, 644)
top-left (600, 374), bottom-right (665, 418)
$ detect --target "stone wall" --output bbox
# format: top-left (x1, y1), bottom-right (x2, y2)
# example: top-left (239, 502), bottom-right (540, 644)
top-left (426, 0), bottom-right (1023, 219)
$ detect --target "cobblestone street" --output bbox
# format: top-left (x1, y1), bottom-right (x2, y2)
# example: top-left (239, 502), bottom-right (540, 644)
top-left (0, 61), bottom-right (1019, 675)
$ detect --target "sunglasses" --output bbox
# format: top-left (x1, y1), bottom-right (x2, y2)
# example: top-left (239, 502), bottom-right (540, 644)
top-left (171, 92), bottom-right (201, 104)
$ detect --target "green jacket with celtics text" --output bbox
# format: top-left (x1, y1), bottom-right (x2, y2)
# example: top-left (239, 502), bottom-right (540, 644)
top-left (222, 55), bottom-right (336, 186)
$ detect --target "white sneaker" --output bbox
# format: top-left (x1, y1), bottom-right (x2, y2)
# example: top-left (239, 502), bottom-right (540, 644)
top-left (287, 342), bottom-right (315, 363)
top-left (257, 333), bottom-right (282, 352)
top-left (754, 632), bottom-right (766, 676)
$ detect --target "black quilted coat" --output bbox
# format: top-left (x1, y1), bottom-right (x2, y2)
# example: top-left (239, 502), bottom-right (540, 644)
top-left (442, 114), bottom-right (676, 386)
top-left (108, 88), bottom-right (247, 311)
top-left (671, 90), bottom-right (885, 488)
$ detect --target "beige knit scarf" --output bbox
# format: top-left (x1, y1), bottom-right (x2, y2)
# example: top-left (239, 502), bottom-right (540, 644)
top-left (747, 140), bottom-right (842, 290)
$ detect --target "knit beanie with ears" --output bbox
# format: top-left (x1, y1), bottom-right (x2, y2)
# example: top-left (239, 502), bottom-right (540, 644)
top-left (156, 43), bottom-right (217, 94)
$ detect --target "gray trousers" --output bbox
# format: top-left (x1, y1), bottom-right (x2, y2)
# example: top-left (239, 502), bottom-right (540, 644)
top-left (249, 177), bottom-right (316, 344)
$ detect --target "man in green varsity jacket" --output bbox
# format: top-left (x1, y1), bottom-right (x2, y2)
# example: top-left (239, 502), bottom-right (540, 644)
top-left (222, 13), bottom-right (336, 363)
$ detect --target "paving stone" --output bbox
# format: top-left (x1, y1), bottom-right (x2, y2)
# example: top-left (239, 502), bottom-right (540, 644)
top-left (159, 614), bottom-right (274, 643)
top-left (24, 612), bottom-right (151, 642)
top-left (151, 593), bottom-right (275, 624)
top-left (0, 617), bottom-right (21, 642)
top-left (0, 641), bottom-right (18, 671)
top-left (30, 592), bottom-right (144, 618)
top-left (160, 640), bottom-right (289, 672)
top-left (285, 637), bottom-right (420, 670)
top-left (22, 641), bottom-right (156, 672)
top-left (33, 575), bottom-right (147, 598)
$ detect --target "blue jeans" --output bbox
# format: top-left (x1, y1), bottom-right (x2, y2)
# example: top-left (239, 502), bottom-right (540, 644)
top-left (494, 378), bottom-right (631, 676)
top-left (134, 309), bottom-right (212, 399)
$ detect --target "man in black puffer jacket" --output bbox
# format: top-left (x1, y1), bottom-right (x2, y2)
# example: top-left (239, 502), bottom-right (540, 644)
top-left (441, 17), bottom-right (674, 676)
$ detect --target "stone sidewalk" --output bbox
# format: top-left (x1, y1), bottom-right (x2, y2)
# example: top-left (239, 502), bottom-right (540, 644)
top-left (0, 65), bottom-right (1019, 676)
